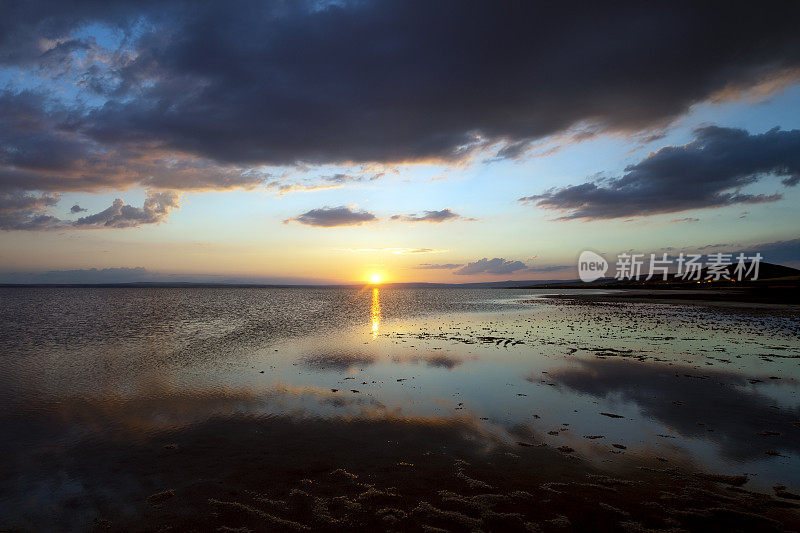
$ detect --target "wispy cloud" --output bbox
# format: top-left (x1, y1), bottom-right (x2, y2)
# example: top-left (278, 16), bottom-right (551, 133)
top-left (390, 208), bottom-right (474, 223)
top-left (347, 248), bottom-right (447, 255)
top-left (267, 172), bottom-right (385, 195)
top-left (412, 263), bottom-right (463, 269)
top-left (525, 265), bottom-right (571, 273)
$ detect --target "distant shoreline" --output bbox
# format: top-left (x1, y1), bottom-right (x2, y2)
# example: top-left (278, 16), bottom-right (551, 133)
top-left (0, 280), bottom-right (564, 289)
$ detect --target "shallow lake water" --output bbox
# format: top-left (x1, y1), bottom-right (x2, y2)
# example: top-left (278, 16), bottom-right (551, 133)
top-left (2, 287), bottom-right (800, 530)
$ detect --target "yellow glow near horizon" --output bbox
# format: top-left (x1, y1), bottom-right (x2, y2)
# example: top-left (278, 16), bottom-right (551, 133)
top-left (369, 273), bottom-right (382, 284)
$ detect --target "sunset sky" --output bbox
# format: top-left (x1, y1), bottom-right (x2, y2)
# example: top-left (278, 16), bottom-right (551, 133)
top-left (1, 1), bottom-right (799, 284)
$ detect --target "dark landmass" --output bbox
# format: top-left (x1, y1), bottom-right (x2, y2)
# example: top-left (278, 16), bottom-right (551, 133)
top-left (521, 263), bottom-right (800, 305)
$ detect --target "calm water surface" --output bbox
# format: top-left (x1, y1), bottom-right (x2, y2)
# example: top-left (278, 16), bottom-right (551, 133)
top-left (1, 287), bottom-right (800, 529)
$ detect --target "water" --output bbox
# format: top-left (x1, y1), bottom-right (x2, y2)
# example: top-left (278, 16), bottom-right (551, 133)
top-left (1, 287), bottom-right (800, 530)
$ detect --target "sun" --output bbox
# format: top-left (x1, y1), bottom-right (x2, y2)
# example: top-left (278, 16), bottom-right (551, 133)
top-left (369, 273), bottom-right (382, 284)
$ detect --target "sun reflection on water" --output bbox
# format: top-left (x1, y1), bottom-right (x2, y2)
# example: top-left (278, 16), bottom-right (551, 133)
top-left (371, 287), bottom-right (381, 339)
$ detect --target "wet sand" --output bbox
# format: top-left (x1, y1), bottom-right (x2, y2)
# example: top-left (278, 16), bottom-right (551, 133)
top-left (11, 402), bottom-right (800, 532)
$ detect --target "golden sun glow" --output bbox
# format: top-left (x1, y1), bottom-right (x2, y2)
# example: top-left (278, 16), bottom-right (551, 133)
top-left (369, 273), bottom-right (382, 284)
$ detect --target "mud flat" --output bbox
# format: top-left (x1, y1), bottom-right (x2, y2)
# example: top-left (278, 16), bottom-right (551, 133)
top-left (15, 412), bottom-right (800, 532)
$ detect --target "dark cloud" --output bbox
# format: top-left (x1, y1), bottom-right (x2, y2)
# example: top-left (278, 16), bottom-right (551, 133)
top-left (70, 204), bottom-right (87, 213)
top-left (454, 257), bottom-right (527, 275)
top-left (1, 0), bottom-right (798, 176)
top-left (0, 191), bottom-right (59, 214)
top-left (0, 1), bottom-right (159, 67)
top-left (285, 206), bottom-right (377, 228)
top-left (694, 237), bottom-right (800, 266)
top-left (1, 0), bottom-right (799, 230)
top-left (390, 209), bottom-right (471, 223)
top-left (783, 175), bottom-right (800, 187)
top-left (0, 191), bottom-right (61, 230)
top-left (0, 90), bottom-right (267, 193)
top-left (521, 126), bottom-right (800, 219)
top-left (492, 141), bottom-right (532, 161)
top-left (670, 217), bottom-right (700, 223)
top-left (84, 2), bottom-right (800, 165)
top-left (413, 263), bottom-right (463, 270)
top-left (0, 190), bottom-right (179, 230)
top-left (748, 238), bottom-right (800, 264)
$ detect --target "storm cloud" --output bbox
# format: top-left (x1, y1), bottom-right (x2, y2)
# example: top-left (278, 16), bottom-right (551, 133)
top-left (0, 90), bottom-right (267, 194)
top-left (0, 1), bottom-right (798, 181)
top-left (0, 1), bottom-right (799, 231)
top-left (285, 206), bottom-right (377, 228)
top-left (521, 126), bottom-right (800, 219)
top-left (78, 2), bottom-right (800, 165)
top-left (454, 258), bottom-right (527, 275)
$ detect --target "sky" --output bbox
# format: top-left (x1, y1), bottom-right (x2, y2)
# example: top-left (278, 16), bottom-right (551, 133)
top-left (1, 0), bottom-right (799, 284)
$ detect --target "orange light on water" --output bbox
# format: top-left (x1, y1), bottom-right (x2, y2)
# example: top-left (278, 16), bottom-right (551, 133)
top-left (371, 287), bottom-right (381, 339)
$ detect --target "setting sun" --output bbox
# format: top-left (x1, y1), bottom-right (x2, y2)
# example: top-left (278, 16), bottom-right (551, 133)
top-left (369, 273), bottom-right (382, 284)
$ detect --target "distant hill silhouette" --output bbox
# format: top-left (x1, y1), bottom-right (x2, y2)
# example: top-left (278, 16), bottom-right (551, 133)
top-left (523, 262), bottom-right (799, 290)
